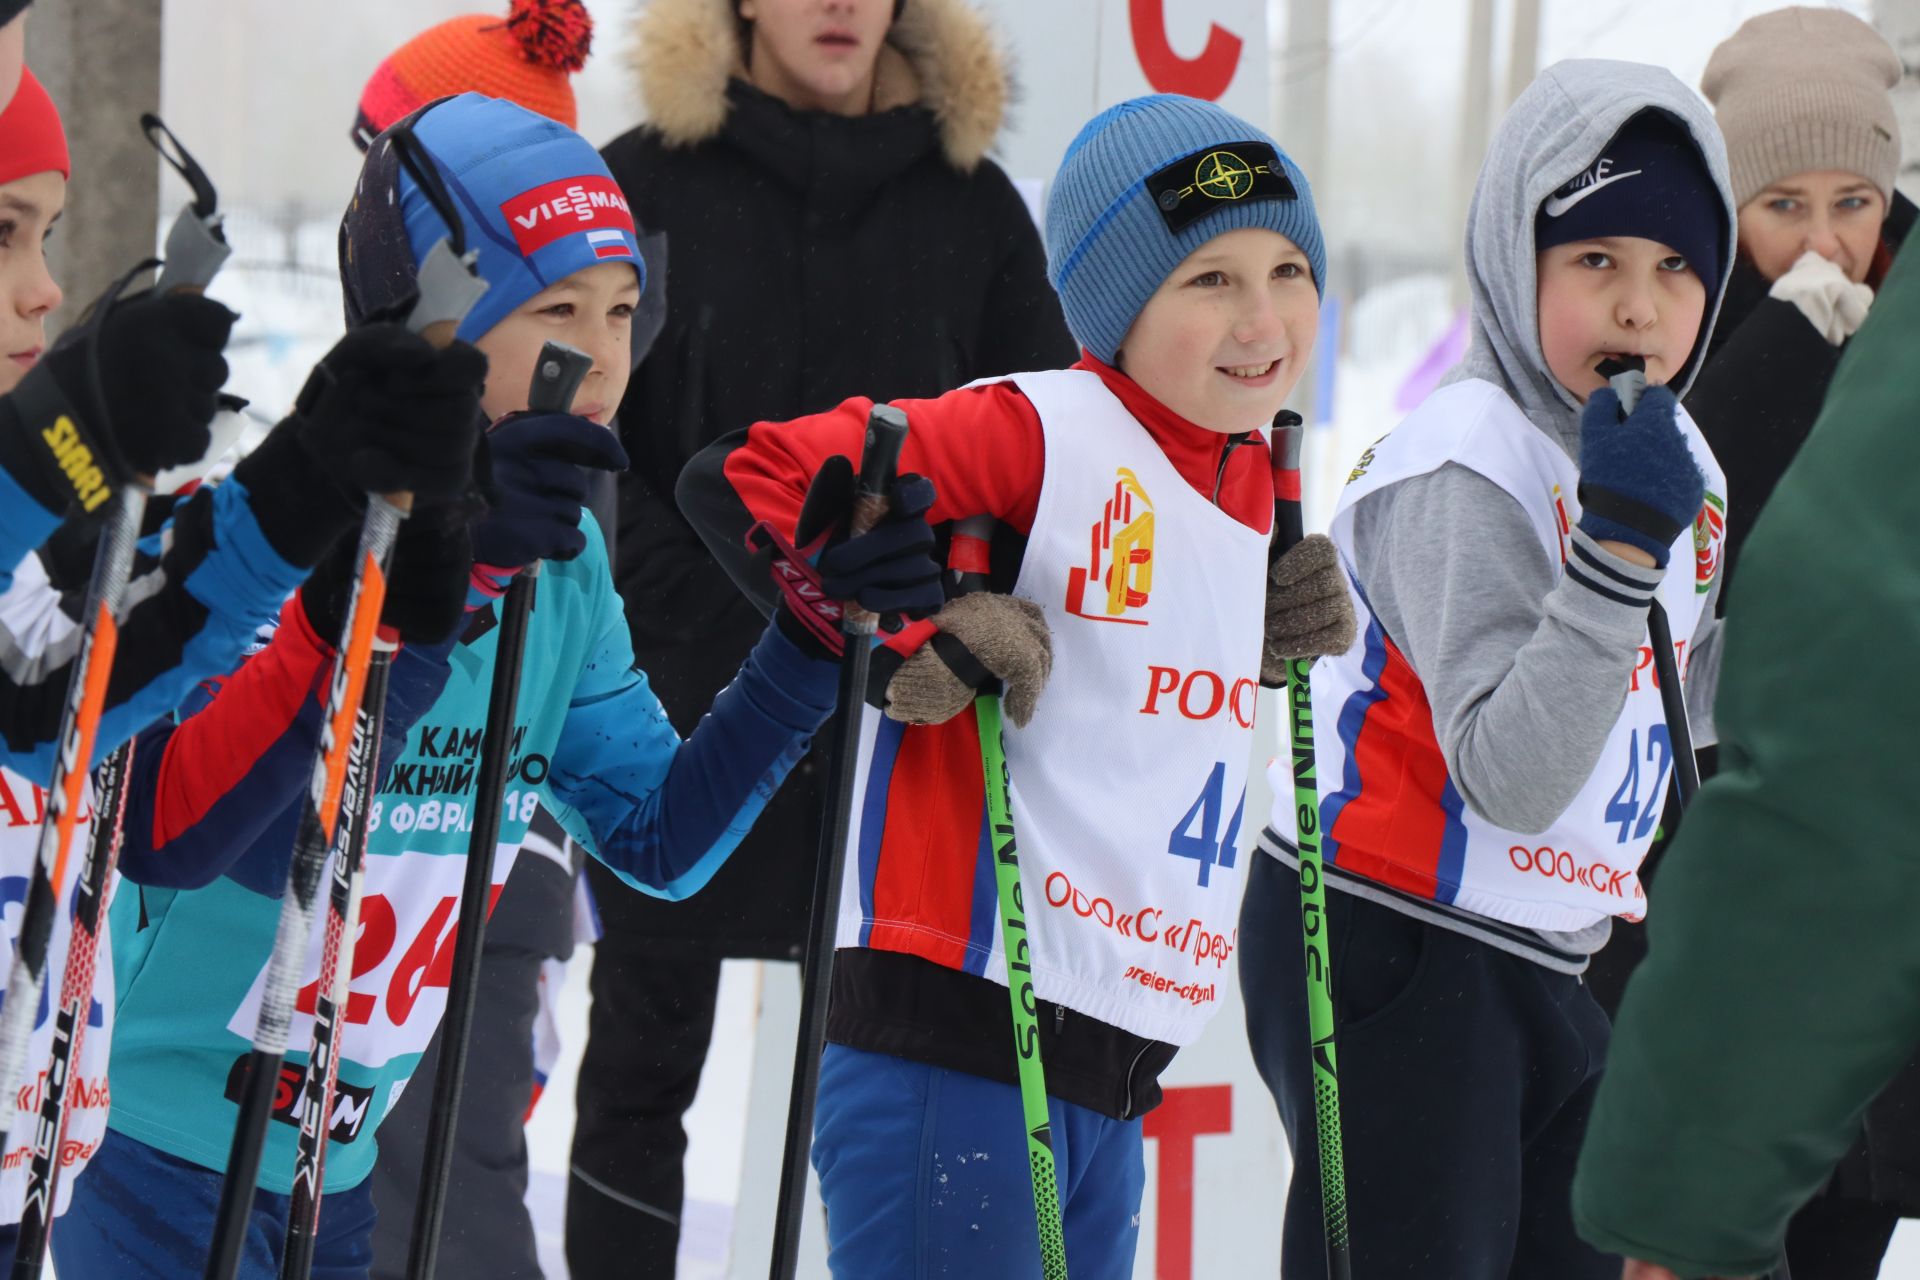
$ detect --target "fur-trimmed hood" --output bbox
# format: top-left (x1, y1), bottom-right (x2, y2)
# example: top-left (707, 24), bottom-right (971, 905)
top-left (629, 0), bottom-right (1008, 171)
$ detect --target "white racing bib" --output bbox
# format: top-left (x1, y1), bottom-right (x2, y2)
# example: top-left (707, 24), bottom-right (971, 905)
top-left (1288, 379), bottom-right (1725, 931)
top-left (840, 369), bottom-right (1268, 1046)
top-left (0, 766), bottom-right (111, 1223)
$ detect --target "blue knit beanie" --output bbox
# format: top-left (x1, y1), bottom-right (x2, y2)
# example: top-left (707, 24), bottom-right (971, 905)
top-left (341, 93), bottom-right (644, 342)
top-left (1046, 94), bottom-right (1325, 364)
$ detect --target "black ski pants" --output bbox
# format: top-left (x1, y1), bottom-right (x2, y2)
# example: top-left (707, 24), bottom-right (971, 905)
top-left (566, 856), bottom-right (724, 1280)
top-left (1238, 852), bottom-right (1619, 1280)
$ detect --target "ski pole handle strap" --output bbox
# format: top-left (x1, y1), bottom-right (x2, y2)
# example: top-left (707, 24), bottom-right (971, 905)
top-left (749, 519), bottom-right (848, 659)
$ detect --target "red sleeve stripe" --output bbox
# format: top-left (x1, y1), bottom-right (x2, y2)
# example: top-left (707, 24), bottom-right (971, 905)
top-left (150, 601), bottom-right (332, 848)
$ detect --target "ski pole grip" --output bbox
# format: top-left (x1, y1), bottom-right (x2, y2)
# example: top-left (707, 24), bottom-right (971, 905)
top-left (527, 342), bottom-right (592, 415)
top-left (852, 403), bottom-right (908, 537)
top-left (1272, 410), bottom-right (1305, 557)
top-left (1596, 355), bottom-right (1648, 416)
top-left (839, 403), bottom-right (909, 634)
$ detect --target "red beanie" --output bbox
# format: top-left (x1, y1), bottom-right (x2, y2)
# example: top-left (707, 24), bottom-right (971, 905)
top-left (0, 67), bottom-right (67, 186)
top-left (354, 0), bottom-right (592, 150)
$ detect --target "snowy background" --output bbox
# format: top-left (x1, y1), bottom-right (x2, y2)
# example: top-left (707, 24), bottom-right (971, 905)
top-left (120, 0), bottom-right (1920, 1275)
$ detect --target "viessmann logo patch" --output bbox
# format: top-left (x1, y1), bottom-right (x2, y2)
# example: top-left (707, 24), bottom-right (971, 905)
top-left (499, 176), bottom-right (637, 259)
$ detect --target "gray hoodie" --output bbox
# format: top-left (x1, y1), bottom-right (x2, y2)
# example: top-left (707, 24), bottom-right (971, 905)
top-left (1345, 61), bottom-right (1737, 964)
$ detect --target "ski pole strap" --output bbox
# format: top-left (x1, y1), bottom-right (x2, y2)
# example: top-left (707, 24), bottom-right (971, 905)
top-left (746, 519), bottom-right (846, 658)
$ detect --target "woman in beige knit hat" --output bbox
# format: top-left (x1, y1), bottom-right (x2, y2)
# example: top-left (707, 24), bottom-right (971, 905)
top-left (1582, 8), bottom-right (1915, 1280)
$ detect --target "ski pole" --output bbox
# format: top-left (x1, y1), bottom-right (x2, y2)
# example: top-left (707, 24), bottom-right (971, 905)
top-left (949, 516), bottom-right (1068, 1278)
top-left (202, 124), bottom-right (487, 1280)
top-left (402, 340), bottom-right (592, 1280)
top-left (0, 113), bottom-right (232, 1166)
top-left (1274, 412), bottom-right (1353, 1280)
top-left (1595, 357), bottom-right (1701, 808)
top-left (1596, 361), bottom-right (1785, 1280)
top-left (277, 648), bottom-right (390, 1280)
top-left (768, 403), bottom-right (908, 1280)
top-left (7, 738), bottom-right (135, 1280)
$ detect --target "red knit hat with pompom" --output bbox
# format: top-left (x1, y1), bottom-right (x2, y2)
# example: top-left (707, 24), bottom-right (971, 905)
top-left (353, 0), bottom-right (592, 151)
top-left (0, 67), bottom-right (67, 186)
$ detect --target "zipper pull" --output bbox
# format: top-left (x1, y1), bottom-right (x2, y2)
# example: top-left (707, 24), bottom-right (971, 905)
top-left (1054, 1005), bottom-right (1066, 1036)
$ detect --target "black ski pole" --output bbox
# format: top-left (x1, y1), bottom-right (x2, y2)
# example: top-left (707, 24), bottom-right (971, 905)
top-left (0, 113), bottom-right (231, 1166)
top-left (278, 649), bottom-right (391, 1280)
top-left (202, 124), bottom-right (487, 1280)
top-left (1595, 358), bottom-right (1700, 807)
top-left (7, 738), bottom-right (135, 1280)
top-left (1595, 359), bottom-right (1785, 1280)
top-left (768, 403), bottom-right (909, 1280)
top-left (402, 341), bottom-right (593, 1280)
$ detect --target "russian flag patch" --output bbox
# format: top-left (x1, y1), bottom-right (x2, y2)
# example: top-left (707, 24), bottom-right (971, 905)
top-left (587, 229), bottom-right (631, 260)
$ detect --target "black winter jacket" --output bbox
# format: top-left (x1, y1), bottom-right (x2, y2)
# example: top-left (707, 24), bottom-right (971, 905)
top-left (598, 0), bottom-right (1075, 955)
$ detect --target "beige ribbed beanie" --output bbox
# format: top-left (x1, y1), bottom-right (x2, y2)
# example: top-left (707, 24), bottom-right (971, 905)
top-left (1701, 6), bottom-right (1901, 209)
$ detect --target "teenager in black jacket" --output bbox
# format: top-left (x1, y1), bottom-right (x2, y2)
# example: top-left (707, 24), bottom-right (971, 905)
top-left (572, 0), bottom-right (1074, 1272)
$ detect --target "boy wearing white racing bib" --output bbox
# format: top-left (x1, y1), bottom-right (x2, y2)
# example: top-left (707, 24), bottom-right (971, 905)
top-left (1240, 61), bottom-right (1737, 1279)
top-left (682, 94), bottom-right (1353, 1277)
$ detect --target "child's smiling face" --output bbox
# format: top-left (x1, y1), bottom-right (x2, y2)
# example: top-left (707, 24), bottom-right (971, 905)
top-left (1114, 227), bottom-right (1318, 436)
top-left (1536, 235), bottom-right (1707, 403)
top-left (473, 261), bottom-right (641, 423)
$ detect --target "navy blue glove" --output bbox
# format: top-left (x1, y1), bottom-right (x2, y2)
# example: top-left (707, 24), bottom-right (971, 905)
top-left (472, 412), bottom-right (629, 570)
top-left (1575, 384), bottom-right (1704, 568)
top-left (754, 457), bottom-right (942, 660)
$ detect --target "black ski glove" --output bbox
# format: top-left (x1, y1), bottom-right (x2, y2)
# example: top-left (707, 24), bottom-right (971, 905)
top-left (232, 324), bottom-right (488, 567)
top-left (751, 458), bottom-right (942, 661)
top-left (0, 287), bottom-right (236, 517)
top-left (300, 496), bottom-right (479, 647)
top-left (1575, 384), bottom-right (1704, 568)
top-left (471, 412), bottom-right (629, 570)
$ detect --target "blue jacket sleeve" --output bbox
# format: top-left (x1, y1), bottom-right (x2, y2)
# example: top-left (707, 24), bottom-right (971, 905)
top-left (0, 463), bottom-right (61, 594)
top-left (0, 476), bottom-right (312, 782)
top-left (550, 592), bottom-right (837, 900)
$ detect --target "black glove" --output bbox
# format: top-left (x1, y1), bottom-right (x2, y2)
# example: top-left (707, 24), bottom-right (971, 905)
top-left (471, 412), bottom-right (629, 570)
top-left (1576, 384), bottom-right (1704, 568)
top-left (0, 287), bottom-right (236, 516)
top-left (750, 458), bottom-right (942, 660)
top-left (232, 324), bottom-right (488, 567)
top-left (300, 497), bottom-right (478, 647)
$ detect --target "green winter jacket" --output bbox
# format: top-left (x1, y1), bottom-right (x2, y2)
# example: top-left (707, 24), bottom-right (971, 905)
top-left (1571, 240), bottom-right (1920, 1277)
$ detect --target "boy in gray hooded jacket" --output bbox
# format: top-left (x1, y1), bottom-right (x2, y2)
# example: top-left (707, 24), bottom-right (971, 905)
top-left (1240, 61), bottom-right (1736, 1278)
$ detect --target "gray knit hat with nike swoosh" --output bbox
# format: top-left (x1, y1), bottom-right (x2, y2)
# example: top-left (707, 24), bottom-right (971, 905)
top-left (1533, 107), bottom-right (1726, 291)
top-left (1045, 93), bottom-right (1324, 365)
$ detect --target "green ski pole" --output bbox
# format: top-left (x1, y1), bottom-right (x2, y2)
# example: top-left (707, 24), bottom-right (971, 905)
top-left (954, 516), bottom-right (1067, 1280)
top-left (1273, 415), bottom-right (1352, 1279)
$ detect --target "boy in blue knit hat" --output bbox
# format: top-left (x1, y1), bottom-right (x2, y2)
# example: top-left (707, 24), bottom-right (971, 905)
top-left (53, 94), bottom-right (945, 1277)
top-left (679, 93), bottom-right (1354, 1277)
top-left (1239, 62), bottom-right (1735, 1278)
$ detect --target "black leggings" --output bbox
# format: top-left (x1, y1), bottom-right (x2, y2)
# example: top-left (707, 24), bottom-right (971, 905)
top-left (1239, 853), bottom-right (1619, 1279)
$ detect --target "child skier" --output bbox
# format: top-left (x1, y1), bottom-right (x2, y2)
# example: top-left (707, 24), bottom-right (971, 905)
top-left (676, 93), bottom-right (1354, 1276)
top-left (0, 70), bottom-right (489, 1266)
top-left (1239, 60), bottom-right (1734, 1278)
top-left (54, 92), bottom-right (942, 1277)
